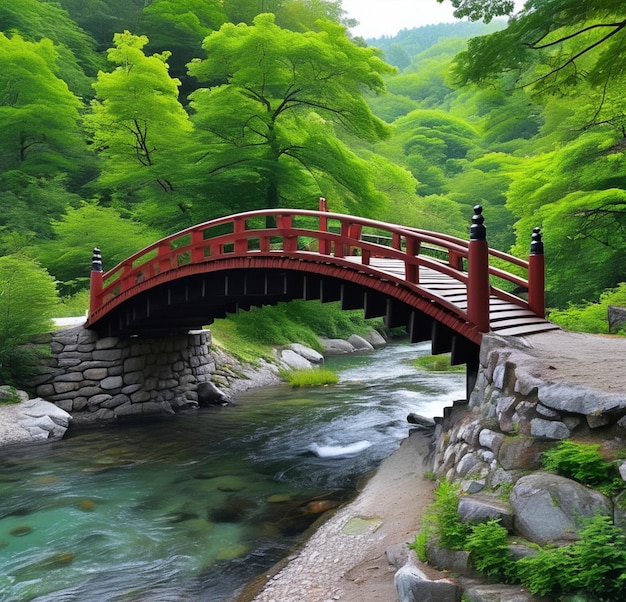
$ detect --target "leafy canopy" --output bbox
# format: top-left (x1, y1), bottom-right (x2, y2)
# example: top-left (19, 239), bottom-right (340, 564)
top-left (187, 13), bottom-right (394, 214)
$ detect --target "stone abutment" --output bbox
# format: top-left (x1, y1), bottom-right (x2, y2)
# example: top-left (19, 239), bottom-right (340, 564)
top-left (32, 326), bottom-right (218, 420)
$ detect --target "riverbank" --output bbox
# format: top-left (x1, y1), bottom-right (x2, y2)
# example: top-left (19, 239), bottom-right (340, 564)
top-left (237, 428), bottom-right (443, 602)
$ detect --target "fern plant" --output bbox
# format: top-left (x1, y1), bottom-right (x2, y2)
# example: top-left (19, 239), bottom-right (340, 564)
top-left (517, 514), bottom-right (626, 599)
top-left (465, 519), bottom-right (517, 582)
top-left (542, 440), bottom-right (624, 496)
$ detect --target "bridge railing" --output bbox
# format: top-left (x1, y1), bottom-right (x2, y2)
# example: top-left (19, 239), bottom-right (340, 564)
top-left (88, 207), bottom-right (544, 331)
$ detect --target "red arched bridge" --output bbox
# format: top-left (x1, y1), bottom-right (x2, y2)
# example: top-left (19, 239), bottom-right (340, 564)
top-left (86, 204), bottom-right (558, 367)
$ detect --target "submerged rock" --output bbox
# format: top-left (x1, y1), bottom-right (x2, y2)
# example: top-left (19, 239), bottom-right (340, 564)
top-left (197, 381), bottom-right (230, 406)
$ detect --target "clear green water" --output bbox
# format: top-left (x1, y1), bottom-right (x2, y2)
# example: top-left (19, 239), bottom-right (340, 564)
top-left (0, 342), bottom-right (465, 601)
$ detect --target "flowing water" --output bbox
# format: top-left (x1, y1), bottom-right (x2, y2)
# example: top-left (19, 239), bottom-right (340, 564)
top-left (0, 342), bottom-right (465, 601)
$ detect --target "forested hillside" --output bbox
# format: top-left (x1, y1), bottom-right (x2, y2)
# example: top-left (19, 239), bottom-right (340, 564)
top-left (1, 0), bottom-right (625, 381)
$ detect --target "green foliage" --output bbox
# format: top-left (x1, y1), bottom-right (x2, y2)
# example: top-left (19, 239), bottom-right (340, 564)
top-left (412, 354), bottom-right (465, 373)
top-left (36, 204), bottom-right (163, 295)
top-left (549, 283), bottom-right (626, 334)
top-left (408, 531), bottom-right (429, 563)
top-left (281, 368), bottom-right (339, 388)
top-left (188, 14), bottom-right (394, 214)
top-left (517, 514), bottom-right (626, 599)
top-left (0, 254), bottom-right (59, 384)
top-left (465, 519), bottom-right (517, 582)
top-left (85, 31), bottom-right (195, 222)
top-left (0, 386), bottom-right (20, 405)
top-left (58, 289), bottom-right (90, 318)
top-left (422, 481), bottom-right (470, 550)
top-left (0, 33), bottom-right (85, 179)
top-left (542, 440), bottom-right (625, 497)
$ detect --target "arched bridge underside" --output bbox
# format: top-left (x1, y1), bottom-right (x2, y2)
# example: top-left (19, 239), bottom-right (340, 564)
top-left (86, 208), bottom-right (559, 368)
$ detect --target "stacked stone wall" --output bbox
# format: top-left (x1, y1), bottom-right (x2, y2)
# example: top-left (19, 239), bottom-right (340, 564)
top-left (432, 334), bottom-right (626, 493)
top-left (32, 326), bottom-right (214, 420)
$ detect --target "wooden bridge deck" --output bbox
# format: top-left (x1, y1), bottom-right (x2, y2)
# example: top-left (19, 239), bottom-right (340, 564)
top-left (347, 257), bottom-right (559, 338)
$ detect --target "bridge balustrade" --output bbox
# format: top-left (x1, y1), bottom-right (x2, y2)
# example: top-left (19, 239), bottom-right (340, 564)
top-left (87, 206), bottom-right (545, 341)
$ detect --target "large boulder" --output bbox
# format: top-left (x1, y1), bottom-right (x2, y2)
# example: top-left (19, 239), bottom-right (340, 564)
top-left (287, 343), bottom-right (324, 364)
top-left (319, 338), bottom-right (355, 355)
top-left (347, 334), bottom-right (374, 351)
top-left (510, 473), bottom-right (612, 545)
top-left (394, 564), bottom-right (461, 602)
top-left (457, 494), bottom-right (514, 532)
top-left (17, 398), bottom-right (72, 441)
top-left (363, 329), bottom-right (387, 348)
top-left (608, 305), bottom-right (626, 333)
top-left (279, 349), bottom-right (312, 370)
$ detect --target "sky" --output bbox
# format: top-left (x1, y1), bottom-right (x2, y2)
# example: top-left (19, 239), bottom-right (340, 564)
top-left (341, 0), bottom-right (461, 39)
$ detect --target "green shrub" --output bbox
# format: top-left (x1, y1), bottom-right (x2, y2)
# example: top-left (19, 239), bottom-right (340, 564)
top-left (542, 440), bottom-right (625, 496)
top-left (421, 481), bottom-right (470, 550)
top-left (0, 255), bottom-right (59, 385)
top-left (548, 282), bottom-right (626, 334)
top-left (517, 514), bottom-right (626, 599)
top-left (465, 519), bottom-right (517, 582)
top-left (282, 368), bottom-right (339, 387)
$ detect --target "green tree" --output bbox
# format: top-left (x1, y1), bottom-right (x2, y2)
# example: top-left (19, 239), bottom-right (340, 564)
top-left (389, 109), bottom-right (480, 196)
top-left (1, 0), bottom-right (102, 97)
top-left (0, 33), bottom-right (85, 183)
top-left (453, 1), bottom-right (626, 98)
top-left (85, 31), bottom-right (195, 226)
top-left (140, 0), bottom-right (227, 98)
top-left (437, 0), bottom-right (516, 22)
top-left (47, 0), bottom-right (145, 51)
top-left (36, 203), bottom-right (164, 295)
top-left (0, 255), bottom-right (59, 384)
top-left (507, 130), bottom-right (626, 306)
top-left (187, 14), bottom-right (394, 216)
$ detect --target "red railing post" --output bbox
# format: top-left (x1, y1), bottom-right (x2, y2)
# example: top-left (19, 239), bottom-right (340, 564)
top-left (191, 229), bottom-right (205, 262)
top-left (277, 214), bottom-right (297, 252)
top-left (528, 227), bottom-right (545, 317)
top-left (89, 248), bottom-right (103, 316)
top-left (234, 217), bottom-right (247, 254)
top-left (405, 235), bottom-right (420, 284)
top-left (467, 205), bottom-right (490, 333)
top-left (318, 197), bottom-right (330, 255)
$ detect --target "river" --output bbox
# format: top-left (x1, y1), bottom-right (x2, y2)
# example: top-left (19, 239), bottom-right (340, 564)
top-left (0, 342), bottom-right (465, 601)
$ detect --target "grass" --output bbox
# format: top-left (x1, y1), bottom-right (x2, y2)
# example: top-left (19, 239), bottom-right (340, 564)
top-left (412, 354), bottom-right (466, 372)
top-left (281, 368), bottom-right (339, 387)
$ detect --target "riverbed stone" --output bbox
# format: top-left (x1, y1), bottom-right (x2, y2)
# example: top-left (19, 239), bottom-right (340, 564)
top-left (462, 582), bottom-right (543, 602)
top-left (287, 343), bottom-right (324, 364)
top-left (320, 338), bottom-right (355, 354)
top-left (363, 329), bottom-right (387, 348)
top-left (347, 334), bottom-right (374, 351)
top-left (510, 473), bottom-right (612, 545)
top-left (478, 428), bottom-right (505, 454)
top-left (280, 349), bottom-right (312, 370)
top-left (197, 382), bottom-right (229, 406)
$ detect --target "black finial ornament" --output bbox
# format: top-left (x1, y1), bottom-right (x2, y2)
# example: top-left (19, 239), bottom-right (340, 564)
top-left (530, 227), bottom-right (544, 255)
top-left (470, 205), bottom-right (486, 241)
top-left (92, 248), bottom-right (103, 272)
